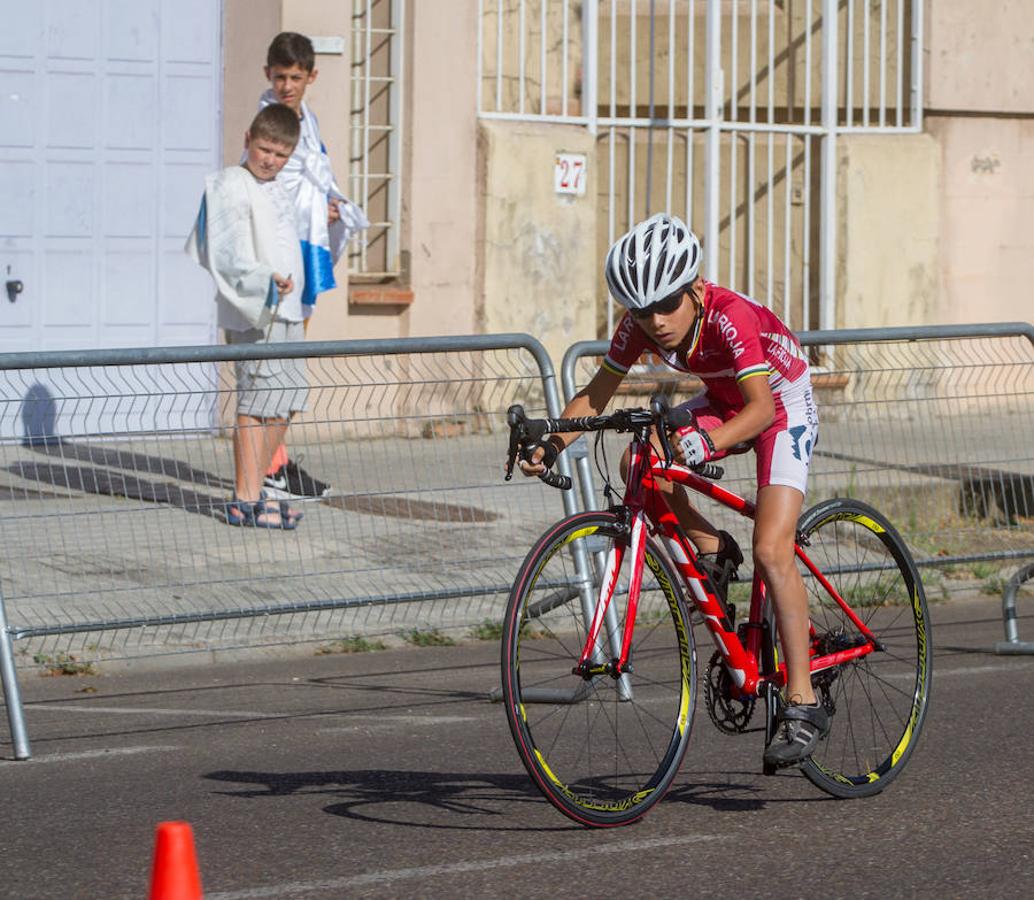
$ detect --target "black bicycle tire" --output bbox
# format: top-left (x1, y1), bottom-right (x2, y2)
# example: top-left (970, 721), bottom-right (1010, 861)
top-left (796, 497), bottom-right (932, 798)
top-left (500, 510), bottom-right (697, 827)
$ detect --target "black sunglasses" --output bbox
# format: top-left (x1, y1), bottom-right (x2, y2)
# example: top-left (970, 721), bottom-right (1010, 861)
top-left (629, 289), bottom-right (685, 320)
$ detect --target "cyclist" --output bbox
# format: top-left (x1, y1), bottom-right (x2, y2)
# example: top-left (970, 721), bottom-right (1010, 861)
top-left (519, 213), bottom-right (825, 767)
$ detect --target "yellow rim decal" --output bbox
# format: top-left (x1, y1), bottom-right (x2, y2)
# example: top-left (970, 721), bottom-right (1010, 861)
top-left (818, 511), bottom-right (887, 534)
top-left (893, 583), bottom-right (929, 766)
top-left (561, 525), bottom-right (601, 546)
top-left (535, 750), bottom-right (563, 787)
top-left (643, 552), bottom-right (693, 735)
top-left (525, 525), bottom-right (601, 603)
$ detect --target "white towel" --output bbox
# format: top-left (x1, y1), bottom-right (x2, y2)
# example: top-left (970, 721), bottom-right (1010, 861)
top-left (184, 166), bottom-right (282, 331)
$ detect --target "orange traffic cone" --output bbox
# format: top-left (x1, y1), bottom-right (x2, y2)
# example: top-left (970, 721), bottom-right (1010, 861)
top-left (148, 821), bottom-right (203, 900)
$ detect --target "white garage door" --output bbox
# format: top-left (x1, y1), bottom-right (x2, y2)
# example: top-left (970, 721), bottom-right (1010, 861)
top-left (0, 0), bottom-right (221, 436)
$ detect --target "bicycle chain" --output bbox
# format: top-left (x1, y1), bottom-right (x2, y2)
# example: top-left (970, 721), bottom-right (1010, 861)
top-left (704, 650), bottom-right (755, 735)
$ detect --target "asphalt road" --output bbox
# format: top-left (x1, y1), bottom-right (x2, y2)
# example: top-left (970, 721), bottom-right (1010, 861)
top-left (1, 594), bottom-right (1032, 899)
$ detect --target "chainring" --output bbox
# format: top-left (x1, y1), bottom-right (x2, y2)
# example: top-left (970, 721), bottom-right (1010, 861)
top-left (704, 650), bottom-right (755, 735)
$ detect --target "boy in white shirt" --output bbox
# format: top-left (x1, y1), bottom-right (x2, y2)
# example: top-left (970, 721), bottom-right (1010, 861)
top-left (186, 104), bottom-right (307, 529)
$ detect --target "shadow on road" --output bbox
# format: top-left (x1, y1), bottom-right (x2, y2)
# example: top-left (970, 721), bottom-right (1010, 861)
top-left (6, 458), bottom-right (227, 520)
top-left (665, 779), bottom-right (768, 812)
top-left (203, 767), bottom-right (792, 829)
top-left (204, 767), bottom-right (577, 831)
top-left (26, 437), bottom-right (232, 491)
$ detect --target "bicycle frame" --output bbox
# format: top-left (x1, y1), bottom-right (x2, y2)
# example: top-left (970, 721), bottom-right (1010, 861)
top-left (576, 433), bottom-right (881, 698)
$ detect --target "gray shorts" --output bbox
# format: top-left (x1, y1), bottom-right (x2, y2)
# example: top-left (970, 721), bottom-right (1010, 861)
top-left (226, 321), bottom-right (309, 420)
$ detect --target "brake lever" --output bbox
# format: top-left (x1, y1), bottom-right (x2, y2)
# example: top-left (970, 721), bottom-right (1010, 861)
top-left (649, 393), bottom-right (675, 468)
top-left (504, 404), bottom-right (525, 481)
top-left (657, 423), bottom-right (675, 468)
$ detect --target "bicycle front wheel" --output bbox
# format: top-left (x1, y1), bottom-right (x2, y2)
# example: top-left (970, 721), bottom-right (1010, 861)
top-left (501, 511), bottom-right (697, 827)
top-left (796, 498), bottom-right (932, 798)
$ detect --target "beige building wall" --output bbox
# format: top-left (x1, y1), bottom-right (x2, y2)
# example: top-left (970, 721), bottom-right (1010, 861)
top-left (927, 1), bottom-right (1034, 114)
top-left (221, 0), bottom-right (281, 168)
top-left (927, 117), bottom-right (1034, 325)
top-left (479, 121), bottom-right (598, 367)
top-left (837, 134), bottom-right (940, 330)
top-left (215, 1), bottom-right (1033, 352)
top-left (404, 1), bottom-right (481, 339)
top-left (924, 0), bottom-right (1034, 326)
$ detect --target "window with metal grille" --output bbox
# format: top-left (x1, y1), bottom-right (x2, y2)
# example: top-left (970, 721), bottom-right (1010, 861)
top-left (350, 0), bottom-right (406, 280)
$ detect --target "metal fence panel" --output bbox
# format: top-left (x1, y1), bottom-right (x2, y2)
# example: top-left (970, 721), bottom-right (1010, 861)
top-left (560, 324), bottom-right (1034, 609)
top-left (0, 336), bottom-right (569, 664)
top-left (0, 334), bottom-right (585, 758)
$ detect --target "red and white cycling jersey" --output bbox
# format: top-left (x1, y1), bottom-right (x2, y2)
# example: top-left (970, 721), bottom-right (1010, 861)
top-left (603, 281), bottom-right (810, 413)
top-left (603, 281), bottom-right (817, 492)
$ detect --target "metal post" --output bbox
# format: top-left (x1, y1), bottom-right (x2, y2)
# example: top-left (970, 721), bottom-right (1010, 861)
top-left (819, 0), bottom-right (838, 332)
top-left (704, 0), bottom-right (723, 279)
top-left (582, 0), bottom-right (598, 135)
top-left (362, 0), bottom-right (373, 272)
top-left (562, 0), bottom-right (570, 116)
top-left (476, 0), bottom-right (483, 113)
top-left (388, 0), bottom-right (406, 273)
top-left (518, 0), bottom-right (526, 114)
top-left (489, 338), bottom-right (630, 703)
top-left (912, 0), bottom-right (924, 131)
top-left (0, 590), bottom-right (31, 759)
top-left (561, 342), bottom-right (607, 515)
top-left (645, 0), bottom-right (656, 215)
top-left (496, 0), bottom-right (504, 111)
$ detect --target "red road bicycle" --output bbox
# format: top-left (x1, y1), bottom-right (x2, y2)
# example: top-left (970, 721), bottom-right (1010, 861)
top-left (501, 397), bottom-right (931, 827)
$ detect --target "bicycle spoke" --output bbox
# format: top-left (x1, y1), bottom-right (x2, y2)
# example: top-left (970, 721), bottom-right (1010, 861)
top-left (858, 664), bottom-right (918, 699)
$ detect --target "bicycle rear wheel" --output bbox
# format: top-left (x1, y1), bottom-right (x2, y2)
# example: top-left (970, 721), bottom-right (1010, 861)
top-left (501, 511), bottom-right (696, 827)
top-left (796, 498), bottom-right (932, 798)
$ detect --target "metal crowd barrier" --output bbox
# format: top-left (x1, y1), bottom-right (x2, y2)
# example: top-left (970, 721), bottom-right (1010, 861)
top-left (560, 322), bottom-right (1034, 656)
top-left (0, 334), bottom-right (580, 760)
top-left (997, 562), bottom-right (1034, 654)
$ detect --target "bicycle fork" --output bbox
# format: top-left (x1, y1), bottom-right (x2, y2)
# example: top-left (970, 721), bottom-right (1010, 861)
top-left (573, 509), bottom-right (648, 698)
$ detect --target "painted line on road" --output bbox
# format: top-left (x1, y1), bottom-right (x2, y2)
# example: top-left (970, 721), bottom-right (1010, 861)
top-left (23, 704), bottom-right (284, 719)
top-left (207, 834), bottom-right (720, 899)
top-left (317, 714), bottom-right (479, 733)
top-left (932, 660), bottom-right (1034, 678)
top-left (24, 706), bottom-right (485, 726)
top-left (0, 745), bottom-right (180, 766)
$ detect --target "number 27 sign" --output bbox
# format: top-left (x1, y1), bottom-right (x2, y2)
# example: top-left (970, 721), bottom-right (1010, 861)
top-left (554, 152), bottom-right (587, 196)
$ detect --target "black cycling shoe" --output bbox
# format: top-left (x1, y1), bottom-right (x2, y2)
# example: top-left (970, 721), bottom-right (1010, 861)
top-left (763, 701), bottom-right (831, 768)
top-left (698, 530), bottom-right (744, 603)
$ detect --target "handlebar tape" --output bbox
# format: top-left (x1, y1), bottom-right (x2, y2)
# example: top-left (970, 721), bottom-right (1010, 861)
top-left (539, 469), bottom-right (572, 490)
top-left (694, 462), bottom-right (724, 480)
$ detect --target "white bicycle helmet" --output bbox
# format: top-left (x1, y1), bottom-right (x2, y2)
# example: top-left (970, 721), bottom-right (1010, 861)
top-left (604, 214), bottom-right (702, 310)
